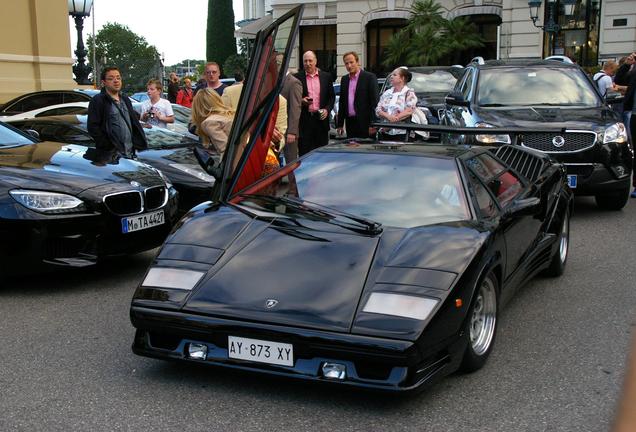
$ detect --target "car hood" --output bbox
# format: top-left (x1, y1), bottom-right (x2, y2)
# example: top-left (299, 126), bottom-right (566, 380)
top-left (0, 141), bottom-right (161, 193)
top-left (473, 105), bottom-right (620, 128)
top-left (167, 206), bottom-right (487, 334)
top-left (136, 147), bottom-right (215, 187)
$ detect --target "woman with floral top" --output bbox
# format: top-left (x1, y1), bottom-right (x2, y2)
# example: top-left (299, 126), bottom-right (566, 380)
top-left (375, 67), bottom-right (418, 140)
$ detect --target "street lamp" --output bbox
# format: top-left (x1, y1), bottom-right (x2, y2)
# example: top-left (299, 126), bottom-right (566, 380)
top-left (68, 0), bottom-right (94, 85)
top-left (528, 0), bottom-right (577, 54)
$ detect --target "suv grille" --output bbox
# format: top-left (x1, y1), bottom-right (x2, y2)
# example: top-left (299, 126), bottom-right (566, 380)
top-left (521, 131), bottom-right (596, 153)
top-left (104, 191), bottom-right (142, 215)
top-left (145, 186), bottom-right (167, 211)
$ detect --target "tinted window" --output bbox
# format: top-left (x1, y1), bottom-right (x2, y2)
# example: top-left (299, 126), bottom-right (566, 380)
top-left (35, 106), bottom-right (88, 117)
top-left (63, 93), bottom-right (91, 103)
top-left (460, 70), bottom-right (474, 99)
top-left (0, 123), bottom-right (35, 146)
top-left (19, 93), bottom-right (64, 112)
top-left (466, 171), bottom-right (498, 218)
top-left (242, 151), bottom-right (470, 228)
top-left (467, 154), bottom-right (522, 207)
top-left (477, 67), bottom-right (599, 106)
top-left (18, 123), bottom-right (92, 145)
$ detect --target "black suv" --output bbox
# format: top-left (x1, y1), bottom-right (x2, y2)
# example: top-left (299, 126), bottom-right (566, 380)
top-left (443, 60), bottom-right (632, 210)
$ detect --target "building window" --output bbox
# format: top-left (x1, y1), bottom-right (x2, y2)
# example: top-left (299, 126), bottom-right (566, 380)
top-left (366, 19), bottom-right (408, 78)
top-left (543, 0), bottom-right (601, 66)
top-left (299, 25), bottom-right (337, 82)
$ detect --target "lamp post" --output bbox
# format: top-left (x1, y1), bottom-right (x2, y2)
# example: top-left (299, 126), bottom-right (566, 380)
top-left (68, 0), bottom-right (94, 85)
top-left (528, 0), bottom-right (577, 55)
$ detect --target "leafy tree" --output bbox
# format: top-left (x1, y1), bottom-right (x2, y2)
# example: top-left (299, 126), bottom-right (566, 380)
top-left (384, 0), bottom-right (484, 67)
top-left (206, 0), bottom-right (237, 74)
top-left (223, 54), bottom-right (248, 80)
top-left (87, 23), bottom-right (161, 92)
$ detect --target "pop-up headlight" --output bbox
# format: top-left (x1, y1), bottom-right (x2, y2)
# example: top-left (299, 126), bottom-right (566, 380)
top-left (142, 267), bottom-right (205, 290)
top-left (362, 292), bottom-right (439, 321)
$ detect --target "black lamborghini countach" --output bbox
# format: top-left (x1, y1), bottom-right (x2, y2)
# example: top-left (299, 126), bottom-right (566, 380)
top-left (129, 6), bottom-right (573, 391)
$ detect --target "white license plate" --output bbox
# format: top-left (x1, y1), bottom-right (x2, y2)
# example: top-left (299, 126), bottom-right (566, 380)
top-left (228, 336), bottom-right (293, 367)
top-left (567, 175), bottom-right (577, 188)
top-left (121, 210), bottom-right (164, 233)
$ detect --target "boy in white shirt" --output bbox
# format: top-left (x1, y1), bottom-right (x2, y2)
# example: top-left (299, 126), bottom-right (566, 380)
top-left (141, 78), bottom-right (174, 129)
top-left (593, 60), bottom-right (618, 99)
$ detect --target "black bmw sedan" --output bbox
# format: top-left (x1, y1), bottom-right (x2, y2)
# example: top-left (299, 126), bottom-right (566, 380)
top-left (7, 115), bottom-right (215, 214)
top-left (0, 121), bottom-right (179, 275)
top-left (443, 59), bottom-right (633, 210)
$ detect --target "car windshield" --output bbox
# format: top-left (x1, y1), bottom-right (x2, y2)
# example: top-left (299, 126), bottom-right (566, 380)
top-left (143, 127), bottom-right (198, 149)
top-left (0, 123), bottom-right (35, 146)
top-left (477, 67), bottom-right (599, 106)
top-left (409, 70), bottom-right (459, 93)
top-left (171, 105), bottom-right (191, 124)
top-left (238, 151), bottom-right (470, 228)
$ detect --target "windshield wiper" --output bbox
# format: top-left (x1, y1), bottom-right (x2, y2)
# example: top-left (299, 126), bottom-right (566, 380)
top-left (238, 194), bottom-right (382, 235)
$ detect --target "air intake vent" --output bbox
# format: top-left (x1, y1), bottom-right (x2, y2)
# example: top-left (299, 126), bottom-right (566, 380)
top-left (521, 131), bottom-right (596, 153)
top-left (104, 191), bottom-right (143, 215)
top-left (490, 146), bottom-right (548, 182)
top-left (145, 186), bottom-right (167, 211)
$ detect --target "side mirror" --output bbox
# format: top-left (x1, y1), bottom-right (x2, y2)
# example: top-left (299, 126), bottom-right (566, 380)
top-left (504, 197), bottom-right (541, 217)
top-left (605, 93), bottom-right (624, 105)
top-left (25, 129), bottom-right (40, 140)
top-left (445, 91), bottom-right (469, 107)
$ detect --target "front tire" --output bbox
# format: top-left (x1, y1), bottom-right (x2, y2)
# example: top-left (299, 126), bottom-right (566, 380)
top-left (595, 187), bottom-right (629, 211)
top-left (543, 207), bottom-right (570, 277)
top-left (460, 271), bottom-right (499, 373)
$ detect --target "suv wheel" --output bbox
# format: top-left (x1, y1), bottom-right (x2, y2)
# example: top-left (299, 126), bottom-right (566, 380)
top-left (595, 187), bottom-right (629, 211)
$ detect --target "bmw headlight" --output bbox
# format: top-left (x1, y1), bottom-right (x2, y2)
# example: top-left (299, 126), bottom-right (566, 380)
top-left (475, 122), bottom-right (511, 145)
top-left (362, 292), bottom-right (439, 321)
top-left (603, 122), bottom-right (628, 144)
top-left (169, 163), bottom-right (216, 182)
top-left (9, 190), bottom-right (86, 214)
top-left (142, 267), bottom-right (205, 290)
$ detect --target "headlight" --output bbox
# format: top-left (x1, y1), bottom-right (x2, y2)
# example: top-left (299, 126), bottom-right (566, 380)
top-left (603, 122), bottom-right (628, 144)
top-left (9, 190), bottom-right (85, 214)
top-left (475, 122), bottom-right (511, 145)
top-left (142, 267), bottom-right (205, 290)
top-left (155, 169), bottom-right (174, 188)
top-left (169, 163), bottom-right (216, 182)
top-left (362, 292), bottom-right (439, 321)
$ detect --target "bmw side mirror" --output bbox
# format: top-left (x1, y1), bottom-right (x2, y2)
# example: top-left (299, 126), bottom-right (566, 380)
top-left (445, 91), bottom-right (469, 107)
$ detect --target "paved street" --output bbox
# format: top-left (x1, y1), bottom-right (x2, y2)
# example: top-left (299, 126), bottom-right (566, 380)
top-left (1, 196), bottom-right (635, 432)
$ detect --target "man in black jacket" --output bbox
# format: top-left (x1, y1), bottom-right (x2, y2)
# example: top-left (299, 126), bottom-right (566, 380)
top-left (336, 51), bottom-right (379, 139)
top-left (87, 67), bottom-right (148, 158)
top-left (294, 51), bottom-right (335, 155)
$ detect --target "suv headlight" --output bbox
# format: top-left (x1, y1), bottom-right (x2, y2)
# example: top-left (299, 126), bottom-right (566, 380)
top-left (603, 122), bottom-right (628, 144)
top-left (9, 190), bottom-right (86, 214)
top-left (475, 122), bottom-right (511, 144)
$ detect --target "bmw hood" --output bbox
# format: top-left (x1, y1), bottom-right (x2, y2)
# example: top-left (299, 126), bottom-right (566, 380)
top-left (0, 142), bottom-right (162, 193)
top-left (474, 105), bottom-right (620, 129)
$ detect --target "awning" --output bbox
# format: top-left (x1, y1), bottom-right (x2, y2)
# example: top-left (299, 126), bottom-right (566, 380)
top-left (234, 14), bottom-right (273, 39)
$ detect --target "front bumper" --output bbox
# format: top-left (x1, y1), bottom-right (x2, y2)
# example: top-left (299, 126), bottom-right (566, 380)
top-left (130, 306), bottom-right (466, 392)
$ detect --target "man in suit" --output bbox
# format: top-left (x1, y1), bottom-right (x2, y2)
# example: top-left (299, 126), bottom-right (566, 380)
top-left (280, 69), bottom-right (303, 163)
top-left (336, 52), bottom-right (379, 139)
top-left (294, 51), bottom-right (335, 155)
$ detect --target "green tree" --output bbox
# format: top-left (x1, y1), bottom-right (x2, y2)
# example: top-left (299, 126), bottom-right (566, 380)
top-left (206, 0), bottom-right (237, 75)
top-left (384, 0), bottom-right (484, 68)
top-left (88, 23), bottom-right (161, 92)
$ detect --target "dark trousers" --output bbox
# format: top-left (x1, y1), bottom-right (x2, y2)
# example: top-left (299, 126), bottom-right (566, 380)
top-left (631, 113), bottom-right (636, 188)
top-left (283, 136), bottom-right (298, 165)
top-left (345, 116), bottom-right (370, 139)
top-left (299, 112), bottom-right (329, 156)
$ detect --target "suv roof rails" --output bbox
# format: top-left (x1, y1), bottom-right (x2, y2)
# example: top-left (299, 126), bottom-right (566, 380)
top-left (544, 55), bottom-right (574, 64)
top-left (470, 56), bottom-right (485, 65)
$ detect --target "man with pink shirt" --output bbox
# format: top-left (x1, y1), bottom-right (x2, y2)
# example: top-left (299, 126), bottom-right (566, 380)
top-left (294, 51), bottom-right (335, 155)
top-left (336, 51), bottom-right (379, 139)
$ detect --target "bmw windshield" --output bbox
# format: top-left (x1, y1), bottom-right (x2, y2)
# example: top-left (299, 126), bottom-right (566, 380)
top-left (0, 122), bottom-right (36, 147)
top-left (477, 67), bottom-right (600, 107)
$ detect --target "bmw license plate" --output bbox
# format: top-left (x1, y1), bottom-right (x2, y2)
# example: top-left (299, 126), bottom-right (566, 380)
top-left (121, 210), bottom-right (164, 233)
top-left (567, 175), bottom-right (577, 188)
top-left (228, 336), bottom-right (293, 366)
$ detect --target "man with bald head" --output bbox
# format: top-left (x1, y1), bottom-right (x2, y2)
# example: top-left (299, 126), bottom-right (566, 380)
top-left (294, 50), bottom-right (335, 155)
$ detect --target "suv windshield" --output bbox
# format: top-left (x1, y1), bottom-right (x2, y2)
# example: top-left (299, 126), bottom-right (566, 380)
top-left (477, 67), bottom-right (600, 107)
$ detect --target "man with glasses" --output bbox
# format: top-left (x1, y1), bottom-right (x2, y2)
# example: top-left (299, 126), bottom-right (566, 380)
top-left (195, 62), bottom-right (227, 96)
top-left (87, 66), bottom-right (148, 158)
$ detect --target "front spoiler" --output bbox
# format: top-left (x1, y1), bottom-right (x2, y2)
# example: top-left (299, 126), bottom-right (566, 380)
top-left (130, 306), bottom-right (467, 392)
